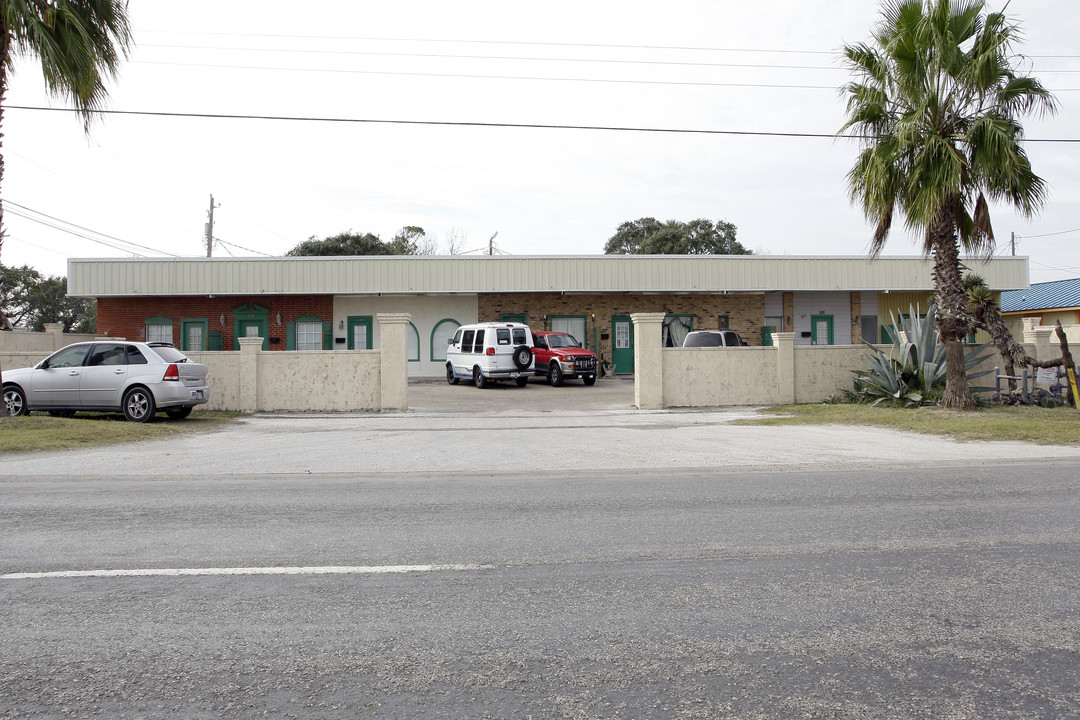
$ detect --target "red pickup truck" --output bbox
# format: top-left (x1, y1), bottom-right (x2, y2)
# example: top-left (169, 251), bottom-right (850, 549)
top-left (531, 331), bottom-right (598, 386)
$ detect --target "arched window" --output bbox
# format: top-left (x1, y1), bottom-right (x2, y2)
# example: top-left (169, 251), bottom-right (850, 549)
top-left (430, 318), bottom-right (461, 361)
top-left (408, 322), bottom-right (420, 362)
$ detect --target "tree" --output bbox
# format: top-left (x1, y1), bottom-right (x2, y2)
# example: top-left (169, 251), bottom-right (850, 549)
top-left (387, 226), bottom-right (431, 255)
top-left (0, 264), bottom-right (94, 332)
top-left (0, 0), bottom-right (133, 330)
top-left (0, 263), bottom-right (41, 327)
top-left (287, 231), bottom-right (398, 257)
top-left (603, 218), bottom-right (750, 255)
top-left (840, 0), bottom-right (1056, 409)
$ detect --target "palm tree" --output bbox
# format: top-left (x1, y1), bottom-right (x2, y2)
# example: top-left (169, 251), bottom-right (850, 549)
top-left (840, 0), bottom-right (1056, 409)
top-left (0, 0), bottom-right (132, 331)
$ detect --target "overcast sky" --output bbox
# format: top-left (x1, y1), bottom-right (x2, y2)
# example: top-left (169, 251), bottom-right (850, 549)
top-left (2, 0), bottom-right (1077, 284)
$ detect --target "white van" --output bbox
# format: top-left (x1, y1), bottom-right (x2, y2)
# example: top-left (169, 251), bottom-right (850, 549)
top-left (445, 322), bottom-right (534, 388)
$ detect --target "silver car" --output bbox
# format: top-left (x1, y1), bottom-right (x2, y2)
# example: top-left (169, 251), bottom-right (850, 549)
top-left (2, 341), bottom-right (210, 422)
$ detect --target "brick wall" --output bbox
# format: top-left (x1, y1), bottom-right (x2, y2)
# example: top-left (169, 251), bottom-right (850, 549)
top-left (478, 292), bottom-right (767, 361)
top-left (97, 295), bottom-right (334, 350)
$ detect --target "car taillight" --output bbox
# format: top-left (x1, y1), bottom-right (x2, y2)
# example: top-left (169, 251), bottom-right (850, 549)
top-left (163, 364), bottom-right (180, 381)
top-left (486, 347), bottom-right (495, 356)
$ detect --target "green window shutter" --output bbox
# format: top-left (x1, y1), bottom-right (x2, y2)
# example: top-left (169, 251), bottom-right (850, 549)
top-left (286, 322), bottom-right (296, 350)
top-left (323, 321), bottom-right (332, 350)
top-left (209, 331), bottom-right (223, 351)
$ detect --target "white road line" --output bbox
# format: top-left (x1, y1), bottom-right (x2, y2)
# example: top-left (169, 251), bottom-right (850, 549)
top-left (2, 563), bottom-right (493, 580)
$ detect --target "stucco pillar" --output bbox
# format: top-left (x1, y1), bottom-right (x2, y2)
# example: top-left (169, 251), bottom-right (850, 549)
top-left (1032, 326), bottom-right (1057, 363)
top-left (44, 322), bottom-right (64, 350)
top-left (237, 336), bottom-right (262, 413)
top-left (1021, 317), bottom-right (1042, 344)
top-left (773, 331), bottom-right (796, 405)
top-left (378, 313), bottom-right (411, 412)
top-left (631, 312), bottom-right (666, 410)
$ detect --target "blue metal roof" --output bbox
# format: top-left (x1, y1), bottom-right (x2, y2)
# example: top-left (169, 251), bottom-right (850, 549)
top-left (1000, 278), bottom-right (1080, 313)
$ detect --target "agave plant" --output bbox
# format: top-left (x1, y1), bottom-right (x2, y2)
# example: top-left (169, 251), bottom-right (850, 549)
top-left (846, 304), bottom-right (994, 407)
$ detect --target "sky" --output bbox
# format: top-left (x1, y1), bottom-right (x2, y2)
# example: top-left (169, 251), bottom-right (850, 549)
top-left (1, 0), bottom-right (1077, 285)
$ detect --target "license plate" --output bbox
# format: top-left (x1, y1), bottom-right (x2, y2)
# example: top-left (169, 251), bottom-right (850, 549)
top-left (191, 390), bottom-right (203, 400)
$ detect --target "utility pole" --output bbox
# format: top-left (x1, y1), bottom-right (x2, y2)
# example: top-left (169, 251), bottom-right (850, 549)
top-left (488, 231), bottom-right (498, 256)
top-left (1011, 231), bottom-right (1016, 256)
top-left (205, 194), bottom-right (221, 257)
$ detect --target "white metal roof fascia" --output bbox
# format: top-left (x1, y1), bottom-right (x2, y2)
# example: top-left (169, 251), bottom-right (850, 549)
top-left (66, 255), bottom-right (1030, 297)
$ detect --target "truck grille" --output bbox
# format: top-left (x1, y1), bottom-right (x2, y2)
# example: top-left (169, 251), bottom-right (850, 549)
top-left (574, 357), bottom-right (596, 372)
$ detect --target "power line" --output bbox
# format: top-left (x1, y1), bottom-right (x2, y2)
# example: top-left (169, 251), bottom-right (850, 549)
top-left (137, 31), bottom-right (839, 56)
top-left (140, 43), bottom-right (847, 72)
top-left (215, 237), bottom-right (274, 257)
top-left (2, 199), bottom-right (186, 258)
top-left (9, 105), bottom-right (1080, 143)
top-left (132, 59), bottom-right (842, 90)
top-left (1017, 227), bottom-right (1080, 239)
top-left (137, 42), bottom-right (1080, 74)
top-left (135, 29), bottom-right (1080, 61)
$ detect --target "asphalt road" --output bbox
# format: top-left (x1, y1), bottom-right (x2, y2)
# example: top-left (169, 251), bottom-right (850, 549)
top-left (2, 397), bottom-right (1080, 719)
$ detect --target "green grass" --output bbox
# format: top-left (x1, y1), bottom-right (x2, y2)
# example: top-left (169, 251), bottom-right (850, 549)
top-left (735, 403), bottom-right (1080, 445)
top-left (0, 411), bottom-right (248, 454)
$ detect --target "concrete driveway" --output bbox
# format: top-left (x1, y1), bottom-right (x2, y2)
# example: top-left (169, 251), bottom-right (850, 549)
top-left (408, 373), bottom-right (637, 413)
top-left (3, 374), bottom-right (1080, 478)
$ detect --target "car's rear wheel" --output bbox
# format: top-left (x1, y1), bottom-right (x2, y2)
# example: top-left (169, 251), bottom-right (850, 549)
top-left (512, 345), bottom-right (533, 370)
top-left (583, 375), bottom-right (597, 386)
top-left (165, 406), bottom-right (193, 420)
top-left (3, 385), bottom-right (28, 417)
top-left (446, 364), bottom-right (459, 385)
top-left (473, 367), bottom-right (488, 389)
top-left (548, 362), bottom-right (564, 387)
top-left (123, 386), bottom-right (156, 423)
top-left (515, 376), bottom-right (528, 387)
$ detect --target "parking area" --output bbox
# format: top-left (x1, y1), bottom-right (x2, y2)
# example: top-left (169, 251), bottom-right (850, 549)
top-left (408, 373), bottom-right (637, 413)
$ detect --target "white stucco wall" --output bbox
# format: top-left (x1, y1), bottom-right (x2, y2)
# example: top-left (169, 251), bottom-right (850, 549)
top-left (792, 345), bottom-right (877, 403)
top-left (256, 350), bottom-right (380, 411)
top-left (662, 347), bottom-right (780, 406)
top-left (334, 294), bottom-right (478, 377)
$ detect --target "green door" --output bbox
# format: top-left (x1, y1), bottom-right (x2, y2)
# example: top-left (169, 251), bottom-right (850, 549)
top-left (611, 315), bottom-right (634, 374)
top-left (232, 303), bottom-right (270, 350)
top-left (811, 315), bottom-right (834, 345)
top-left (762, 315), bottom-right (783, 347)
top-left (348, 316), bottom-right (373, 350)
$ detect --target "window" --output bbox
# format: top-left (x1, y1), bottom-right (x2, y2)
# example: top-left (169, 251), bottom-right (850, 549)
top-left (551, 316), bottom-right (586, 348)
top-left (811, 315), bottom-right (834, 345)
top-left (181, 319), bottom-right (209, 352)
top-left (472, 329), bottom-right (485, 353)
top-left (145, 316), bottom-right (172, 344)
top-left (860, 315), bottom-right (879, 344)
top-left (512, 327), bottom-right (528, 345)
top-left (348, 316), bottom-right (373, 350)
top-left (431, 319), bottom-right (461, 361)
top-left (408, 322), bottom-right (420, 362)
top-left (296, 321), bottom-right (322, 351)
top-left (496, 328), bottom-right (511, 345)
top-left (45, 344), bottom-right (91, 369)
top-left (662, 315), bottom-right (693, 347)
top-left (187, 324), bottom-right (204, 350)
top-left (126, 346), bottom-right (148, 364)
top-left (615, 321), bottom-right (630, 349)
top-left (461, 330), bottom-right (475, 353)
top-left (718, 315), bottom-right (730, 329)
top-left (88, 344), bottom-right (127, 366)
